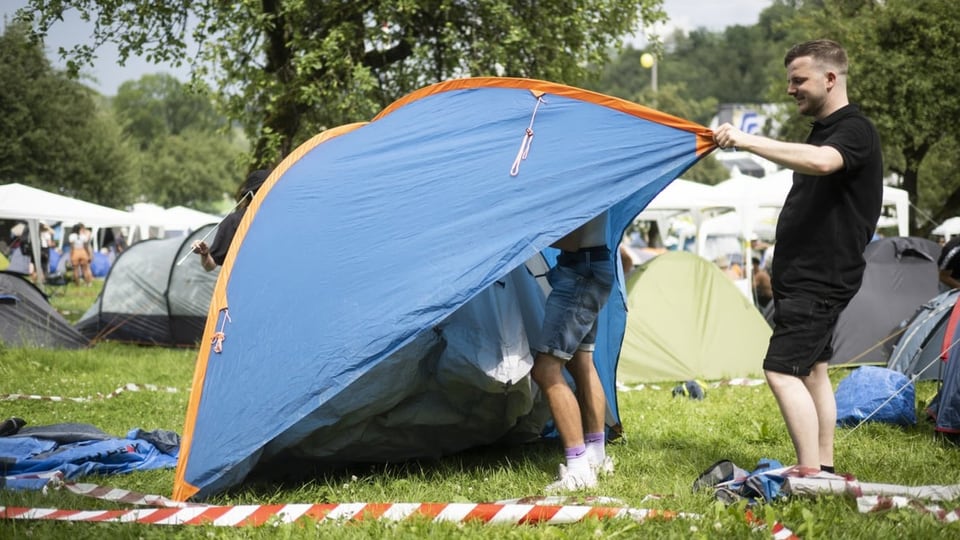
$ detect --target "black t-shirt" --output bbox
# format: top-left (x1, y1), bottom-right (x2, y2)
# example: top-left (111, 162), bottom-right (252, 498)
top-left (209, 209), bottom-right (245, 266)
top-left (938, 237), bottom-right (960, 280)
top-left (771, 104), bottom-right (883, 302)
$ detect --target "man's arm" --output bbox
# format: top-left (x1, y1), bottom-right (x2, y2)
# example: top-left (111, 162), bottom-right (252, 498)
top-left (713, 123), bottom-right (844, 176)
top-left (940, 269), bottom-right (960, 290)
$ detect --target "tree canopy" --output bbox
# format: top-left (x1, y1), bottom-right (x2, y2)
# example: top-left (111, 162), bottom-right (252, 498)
top-left (16, 0), bottom-right (667, 166)
top-left (9, 0), bottom-right (960, 232)
top-left (0, 22), bottom-right (135, 208)
top-left (112, 74), bottom-right (245, 211)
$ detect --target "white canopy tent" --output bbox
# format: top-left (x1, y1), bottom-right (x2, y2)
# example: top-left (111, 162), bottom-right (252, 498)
top-left (711, 169), bottom-right (910, 237)
top-left (165, 206), bottom-right (221, 231)
top-left (933, 217), bottom-right (960, 238)
top-left (128, 203), bottom-right (220, 239)
top-left (633, 179), bottom-right (737, 249)
top-left (634, 171), bottom-right (911, 304)
top-left (0, 183), bottom-right (142, 287)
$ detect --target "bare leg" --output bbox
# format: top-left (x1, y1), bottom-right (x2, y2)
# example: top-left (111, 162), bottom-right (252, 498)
top-left (531, 352), bottom-right (584, 449)
top-left (803, 362), bottom-right (835, 468)
top-left (566, 350), bottom-right (606, 434)
top-left (764, 369), bottom-right (820, 468)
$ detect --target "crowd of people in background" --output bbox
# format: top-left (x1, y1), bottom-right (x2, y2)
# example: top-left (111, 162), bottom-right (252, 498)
top-left (0, 221), bottom-right (127, 286)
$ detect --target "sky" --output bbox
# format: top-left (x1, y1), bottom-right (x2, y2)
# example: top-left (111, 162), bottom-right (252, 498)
top-left (4, 0), bottom-right (773, 96)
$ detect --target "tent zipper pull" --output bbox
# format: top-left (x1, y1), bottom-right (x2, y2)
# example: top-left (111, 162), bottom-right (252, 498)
top-left (510, 93), bottom-right (546, 177)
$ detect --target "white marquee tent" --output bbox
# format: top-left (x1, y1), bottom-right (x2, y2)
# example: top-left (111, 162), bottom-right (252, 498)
top-left (710, 169), bottom-right (910, 238)
top-left (933, 217), bottom-right (960, 238)
top-left (0, 183), bottom-right (142, 286)
top-left (128, 203), bottom-right (221, 239)
top-left (635, 170), bottom-right (912, 303)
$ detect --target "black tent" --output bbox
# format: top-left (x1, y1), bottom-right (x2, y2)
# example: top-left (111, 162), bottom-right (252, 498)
top-left (831, 237), bottom-right (942, 366)
top-left (75, 225), bottom-right (218, 346)
top-left (0, 271), bottom-right (88, 349)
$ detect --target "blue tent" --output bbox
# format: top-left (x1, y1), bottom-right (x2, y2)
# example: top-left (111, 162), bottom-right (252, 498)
top-left (174, 77), bottom-right (715, 501)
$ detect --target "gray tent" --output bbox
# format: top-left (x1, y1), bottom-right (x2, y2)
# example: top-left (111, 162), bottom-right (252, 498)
top-left (831, 237), bottom-right (941, 366)
top-left (0, 271), bottom-right (88, 349)
top-left (75, 225), bottom-right (218, 346)
top-left (887, 289), bottom-right (959, 381)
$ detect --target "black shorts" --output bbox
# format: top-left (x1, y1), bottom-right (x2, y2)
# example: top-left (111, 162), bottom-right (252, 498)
top-left (763, 297), bottom-right (847, 376)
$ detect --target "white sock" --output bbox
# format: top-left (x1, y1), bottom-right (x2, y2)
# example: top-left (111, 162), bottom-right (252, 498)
top-left (585, 434), bottom-right (606, 465)
top-left (566, 454), bottom-right (592, 476)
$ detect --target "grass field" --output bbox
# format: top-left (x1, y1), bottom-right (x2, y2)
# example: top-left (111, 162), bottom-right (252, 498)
top-left (1, 278), bottom-right (959, 538)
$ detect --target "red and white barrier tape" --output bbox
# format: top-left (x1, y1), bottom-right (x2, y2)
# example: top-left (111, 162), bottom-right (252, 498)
top-left (62, 478), bottom-right (199, 508)
top-left (6, 478), bottom-right (799, 537)
top-left (858, 495), bottom-right (960, 523)
top-left (0, 383), bottom-right (179, 403)
top-left (745, 509), bottom-right (799, 540)
top-left (0, 502), bottom-right (686, 526)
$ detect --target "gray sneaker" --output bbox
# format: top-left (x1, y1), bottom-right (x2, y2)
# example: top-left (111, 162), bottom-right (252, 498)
top-left (544, 464), bottom-right (597, 493)
top-left (591, 455), bottom-right (615, 477)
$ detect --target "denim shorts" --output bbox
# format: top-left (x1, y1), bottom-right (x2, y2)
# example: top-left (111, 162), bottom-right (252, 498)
top-left (536, 252), bottom-right (615, 361)
top-left (763, 296), bottom-right (847, 376)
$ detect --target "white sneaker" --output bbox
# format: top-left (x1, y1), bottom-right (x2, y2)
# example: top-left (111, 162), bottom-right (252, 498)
top-left (591, 455), bottom-right (615, 477)
top-left (545, 464), bottom-right (597, 493)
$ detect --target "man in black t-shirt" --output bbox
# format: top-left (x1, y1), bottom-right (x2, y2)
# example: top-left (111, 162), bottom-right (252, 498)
top-left (713, 40), bottom-right (882, 475)
top-left (938, 236), bottom-right (960, 291)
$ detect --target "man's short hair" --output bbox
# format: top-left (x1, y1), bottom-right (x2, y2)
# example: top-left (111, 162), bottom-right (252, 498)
top-left (784, 39), bottom-right (848, 75)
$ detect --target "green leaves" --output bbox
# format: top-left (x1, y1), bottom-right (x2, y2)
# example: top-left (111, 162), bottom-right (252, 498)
top-left (0, 21), bottom-right (136, 207)
top-left (17, 0), bottom-right (666, 166)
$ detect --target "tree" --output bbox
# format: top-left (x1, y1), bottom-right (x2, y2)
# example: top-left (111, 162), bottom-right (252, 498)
top-left (112, 73), bottom-right (245, 209)
top-left (0, 21), bottom-right (135, 207)
top-left (113, 73), bottom-right (225, 151)
top-left (137, 130), bottom-right (246, 212)
top-left (16, 1), bottom-right (667, 167)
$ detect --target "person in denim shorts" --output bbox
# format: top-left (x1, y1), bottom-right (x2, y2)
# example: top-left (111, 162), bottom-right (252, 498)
top-left (531, 212), bottom-right (616, 492)
top-left (713, 40), bottom-right (882, 474)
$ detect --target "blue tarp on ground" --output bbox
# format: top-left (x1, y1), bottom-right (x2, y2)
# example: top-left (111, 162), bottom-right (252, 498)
top-left (836, 366), bottom-right (916, 427)
top-left (1, 423), bottom-right (179, 490)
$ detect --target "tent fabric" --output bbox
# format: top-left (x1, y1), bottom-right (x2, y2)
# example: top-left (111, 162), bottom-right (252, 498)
top-left (932, 216), bottom-right (960, 237)
top-left (0, 271), bottom-right (88, 349)
top-left (173, 77), bottom-right (716, 501)
top-left (129, 203), bottom-right (220, 238)
top-left (831, 237), bottom-right (941, 367)
top-left (926, 313), bottom-right (960, 436)
top-left (618, 251), bottom-right (771, 383)
top-left (0, 183), bottom-right (142, 289)
top-left (0, 183), bottom-right (140, 228)
top-left (711, 169), bottom-right (911, 237)
top-left (887, 289), bottom-right (959, 381)
top-left (75, 225), bottom-right (219, 346)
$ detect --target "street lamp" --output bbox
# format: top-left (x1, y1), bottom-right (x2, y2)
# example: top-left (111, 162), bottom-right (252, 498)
top-left (640, 52), bottom-right (658, 93)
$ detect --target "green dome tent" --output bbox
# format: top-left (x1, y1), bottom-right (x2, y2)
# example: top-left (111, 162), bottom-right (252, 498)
top-left (618, 251), bottom-right (771, 383)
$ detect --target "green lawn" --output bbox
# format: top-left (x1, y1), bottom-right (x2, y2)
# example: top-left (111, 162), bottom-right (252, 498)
top-left (0, 279), bottom-right (958, 538)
